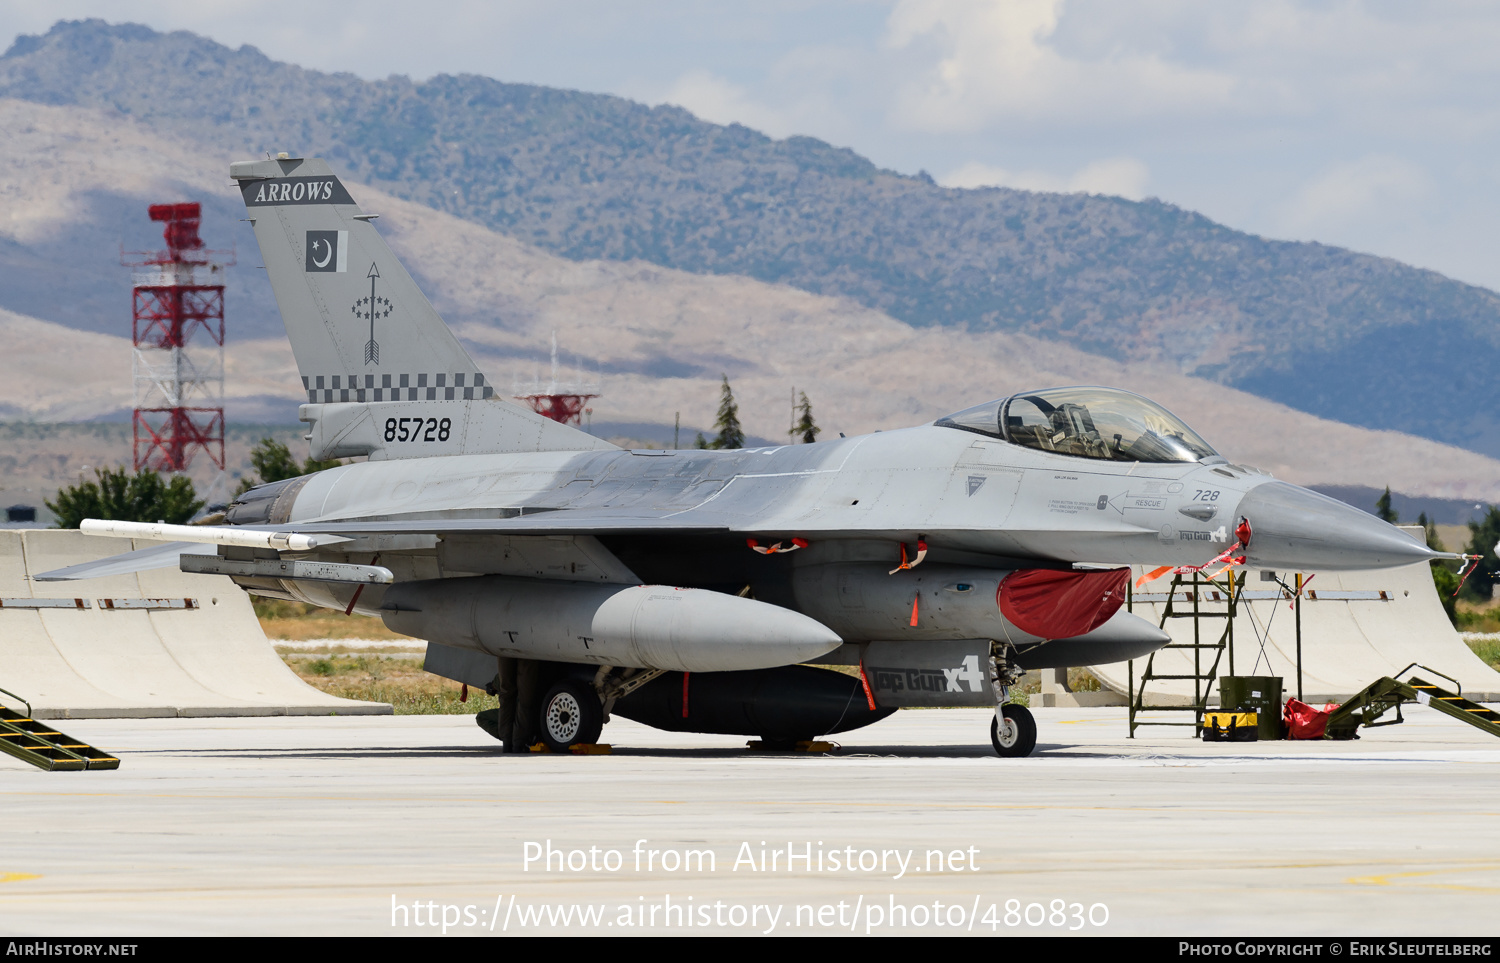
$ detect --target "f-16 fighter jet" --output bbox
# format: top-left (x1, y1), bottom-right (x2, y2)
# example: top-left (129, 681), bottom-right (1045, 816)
top-left (42, 156), bottom-right (1455, 757)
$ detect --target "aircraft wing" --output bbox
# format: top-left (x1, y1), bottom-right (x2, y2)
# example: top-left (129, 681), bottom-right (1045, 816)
top-left (31, 514), bottom-right (736, 581)
top-left (276, 511), bottom-right (737, 536)
top-left (34, 507), bottom-right (1154, 582)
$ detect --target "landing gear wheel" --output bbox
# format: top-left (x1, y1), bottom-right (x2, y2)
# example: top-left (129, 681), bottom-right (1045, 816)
top-left (991, 704), bottom-right (1036, 758)
top-left (539, 680), bottom-right (603, 752)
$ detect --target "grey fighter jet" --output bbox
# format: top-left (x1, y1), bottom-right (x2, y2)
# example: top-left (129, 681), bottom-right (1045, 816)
top-left (41, 156), bottom-right (1455, 757)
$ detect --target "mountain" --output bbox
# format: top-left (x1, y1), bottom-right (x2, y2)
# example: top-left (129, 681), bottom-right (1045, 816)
top-left (4, 96), bottom-right (1499, 507)
top-left (1, 20), bottom-right (1498, 457)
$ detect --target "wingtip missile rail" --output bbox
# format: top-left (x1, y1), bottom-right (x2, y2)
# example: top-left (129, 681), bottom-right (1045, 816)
top-left (80, 518), bottom-right (351, 553)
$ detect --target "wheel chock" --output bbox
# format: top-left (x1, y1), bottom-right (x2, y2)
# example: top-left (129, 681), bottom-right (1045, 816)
top-left (746, 739), bottom-right (835, 753)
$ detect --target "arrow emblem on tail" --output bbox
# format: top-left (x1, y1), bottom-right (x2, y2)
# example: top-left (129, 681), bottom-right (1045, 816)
top-left (350, 263), bottom-right (390, 365)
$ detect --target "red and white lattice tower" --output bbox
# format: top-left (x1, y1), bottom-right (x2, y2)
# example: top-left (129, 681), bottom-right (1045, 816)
top-left (513, 332), bottom-right (601, 427)
top-left (127, 203), bottom-right (231, 504)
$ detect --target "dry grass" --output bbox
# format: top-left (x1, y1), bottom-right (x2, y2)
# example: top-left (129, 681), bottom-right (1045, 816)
top-left (283, 652), bottom-right (496, 715)
top-left (254, 598), bottom-right (411, 641)
top-left (1457, 598), bottom-right (1500, 635)
top-left (1434, 525), bottom-right (1473, 554)
top-left (263, 598), bottom-right (478, 714)
top-left (1467, 637), bottom-right (1500, 671)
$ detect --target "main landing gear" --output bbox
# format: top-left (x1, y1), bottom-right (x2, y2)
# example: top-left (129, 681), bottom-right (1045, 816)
top-left (478, 661), bottom-right (667, 753)
top-left (478, 659), bottom-right (611, 753)
top-left (539, 679), bottom-right (604, 752)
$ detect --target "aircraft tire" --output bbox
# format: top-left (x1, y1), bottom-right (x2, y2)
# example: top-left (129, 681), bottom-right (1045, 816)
top-left (990, 705), bottom-right (1037, 758)
top-left (539, 680), bottom-right (603, 752)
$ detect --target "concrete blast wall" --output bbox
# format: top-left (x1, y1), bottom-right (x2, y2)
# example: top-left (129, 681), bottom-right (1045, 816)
top-left (0, 530), bottom-right (390, 719)
top-left (1090, 546), bottom-right (1500, 705)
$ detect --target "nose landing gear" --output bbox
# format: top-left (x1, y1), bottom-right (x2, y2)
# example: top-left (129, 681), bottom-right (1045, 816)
top-left (990, 641), bottom-right (1037, 757)
top-left (991, 704), bottom-right (1037, 757)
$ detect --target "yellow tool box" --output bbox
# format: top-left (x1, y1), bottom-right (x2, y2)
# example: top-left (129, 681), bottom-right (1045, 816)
top-left (1201, 711), bottom-right (1259, 742)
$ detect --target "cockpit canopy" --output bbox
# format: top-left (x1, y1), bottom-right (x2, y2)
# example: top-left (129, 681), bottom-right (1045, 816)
top-left (936, 387), bottom-right (1220, 464)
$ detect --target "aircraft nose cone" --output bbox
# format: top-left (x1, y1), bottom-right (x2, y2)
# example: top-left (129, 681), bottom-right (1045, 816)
top-left (1236, 481), bottom-right (1438, 571)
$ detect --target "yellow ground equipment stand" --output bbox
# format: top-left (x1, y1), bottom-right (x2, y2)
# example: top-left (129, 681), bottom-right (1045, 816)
top-left (1324, 664), bottom-right (1500, 741)
top-left (0, 687), bottom-right (119, 771)
top-left (1129, 572), bottom-right (1239, 737)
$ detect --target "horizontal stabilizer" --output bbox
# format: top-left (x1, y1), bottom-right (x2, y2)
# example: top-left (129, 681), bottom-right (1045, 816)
top-left (33, 542), bottom-right (215, 582)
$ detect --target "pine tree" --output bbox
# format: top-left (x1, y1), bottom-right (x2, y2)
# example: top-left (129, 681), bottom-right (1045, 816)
top-left (1419, 511), bottom-right (1458, 625)
top-left (1461, 505), bottom-right (1500, 601)
top-left (710, 375), bottom-right (744, 450)
top-left (1375, 487), bottom-right (1398, 523)
top-left (790, 392), bottom-right (820, 444)
top-left (46, 467), bottom-right (204, 528)
top-left (1417, 512), bottom-right (1445, 552)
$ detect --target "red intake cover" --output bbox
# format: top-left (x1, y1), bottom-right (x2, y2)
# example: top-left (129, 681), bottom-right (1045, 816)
top-left (998, 567), bottom-right (1130, 639)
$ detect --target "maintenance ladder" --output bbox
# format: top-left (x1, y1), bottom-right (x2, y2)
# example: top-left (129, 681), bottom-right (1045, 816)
top-left (1128, 572), bottom-right (1241, 737)
top-left (1325, 664), bottom-right (1500, 741)
top-left (0, 688), bottom-right (119, 771)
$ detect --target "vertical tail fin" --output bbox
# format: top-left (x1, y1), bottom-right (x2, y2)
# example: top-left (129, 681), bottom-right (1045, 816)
top-left (230, 155), bottom-right (493, 405)
top-left (231, 155), bottom-right (614, 460)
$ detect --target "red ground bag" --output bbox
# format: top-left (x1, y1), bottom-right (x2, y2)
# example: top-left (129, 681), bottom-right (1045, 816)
top-left (1283, 698), bottom-right (1340, 740)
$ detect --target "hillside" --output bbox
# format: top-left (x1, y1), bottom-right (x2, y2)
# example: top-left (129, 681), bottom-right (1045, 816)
top-left (2, 20), bottom-right (1499, 456)
top-left (2, 96), bottom-right (1498, 507)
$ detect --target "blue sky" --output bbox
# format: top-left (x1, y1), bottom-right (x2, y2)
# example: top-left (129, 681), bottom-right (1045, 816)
top-left (6, 1), bottom-right (1500, 292)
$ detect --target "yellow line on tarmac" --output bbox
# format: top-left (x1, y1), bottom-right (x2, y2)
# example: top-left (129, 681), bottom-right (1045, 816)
top-left (1348, 864), bottom-right (1500, 893)
top-left (1, 873), bottom-right (41, 883)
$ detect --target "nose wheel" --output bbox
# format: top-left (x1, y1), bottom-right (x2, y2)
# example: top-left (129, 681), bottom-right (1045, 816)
top-left (991, 704), bottom-right (1036, 757)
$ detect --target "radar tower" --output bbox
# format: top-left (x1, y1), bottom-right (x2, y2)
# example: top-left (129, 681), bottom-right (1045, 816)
top-left (512, 332), bottom-right (601, 427)
top-left (126, 203), bottom-right (232, 506)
